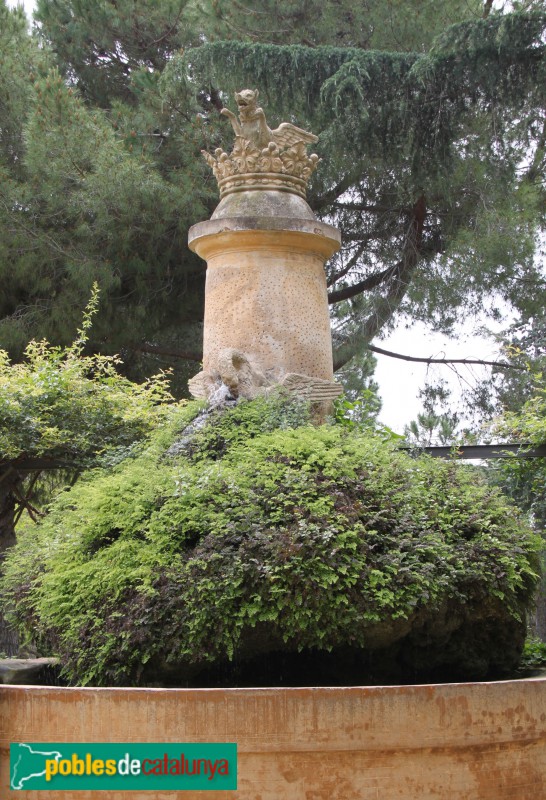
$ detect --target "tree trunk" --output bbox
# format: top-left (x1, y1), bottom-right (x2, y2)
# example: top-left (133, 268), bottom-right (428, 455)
top-left (0, 475), bottom-right (19, 656)
top-left (0, 479), bottom-right (17, 554)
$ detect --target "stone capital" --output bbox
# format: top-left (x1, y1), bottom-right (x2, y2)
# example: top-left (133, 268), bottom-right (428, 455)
top-left (188, 216), bottom-right (341, 262)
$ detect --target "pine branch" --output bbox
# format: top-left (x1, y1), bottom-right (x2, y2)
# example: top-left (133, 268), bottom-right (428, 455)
top-left (332, 195), bottom-right (427, 370)
top-left (312, 174), bottom-right (358, 210)
top-left (147, 4), bottom-right (185, 48)
top-left (331, 202), bottom-right (409, 214)
top-left (326, 243), bottom-right (366, 288)
top-left (0, 193), bottom-right (89, 264)
top-left (328, 263), bottom-right (397, 303)
top-left (129, 343), bottom-right (202, 361)
top-left (526, 117), bottom-right (546, 183)
top-left (483, 0), bottom-right (494, 19)
top-left (367, 344), bottom-right (527, 371)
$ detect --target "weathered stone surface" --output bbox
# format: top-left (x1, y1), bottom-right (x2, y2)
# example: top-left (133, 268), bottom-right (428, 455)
top-left (2, 680), bottom-right (546, 798)
top-left (211, 188), bottom-right (316, 220)
top-left (188, 349), bottom-right (266, 401)
top-left (221, 89), bottom-right (318, 151)
top-left (280, 372), bottom-right (343, 400)
top-left (203, 88), bottom-right (320, 200)
top-left (189, 214), bottom-right (340, 240)
top-left (188, 348), bottom-right (342, 403)
top-left (191, 89), bottom-right (341, 407)
top-left (0, 657), bottom-right (58, 685)
top-left (188, 222), bottom-right (340, 400)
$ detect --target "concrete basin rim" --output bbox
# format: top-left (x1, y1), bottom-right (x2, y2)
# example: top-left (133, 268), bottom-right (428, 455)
top-left (2, 676), bottom-right (544, 695)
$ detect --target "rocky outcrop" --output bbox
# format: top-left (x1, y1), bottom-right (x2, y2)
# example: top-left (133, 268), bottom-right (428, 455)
top-left (0, 658), bottom-right (58, 685)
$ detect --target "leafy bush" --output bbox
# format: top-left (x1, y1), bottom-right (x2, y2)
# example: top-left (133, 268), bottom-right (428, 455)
top-left (520, 636), bottom-right (546, 671)
top-left (489, 379), bottom-right (546, 529)
top-left (0, 286), bottom-right (174, 466)
top-left (1, 395), bottom-right (540, 686)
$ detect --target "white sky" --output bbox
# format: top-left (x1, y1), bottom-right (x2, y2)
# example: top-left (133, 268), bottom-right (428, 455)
top-left (6, 0), bottom-right (34, 13)
top-left (374, 321), bottom-right (505, 432)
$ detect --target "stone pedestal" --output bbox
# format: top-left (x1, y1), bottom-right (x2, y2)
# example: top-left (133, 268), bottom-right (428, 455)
top-left (188, 91), bottom-right (342, 404)
top-left (188, 211), bottom-right (340, 385)
top-left (3, 680), bottom-right (546, 798)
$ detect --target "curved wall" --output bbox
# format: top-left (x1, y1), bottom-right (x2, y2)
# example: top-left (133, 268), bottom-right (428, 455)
top-left (1, 679), bottom-right (545, 799)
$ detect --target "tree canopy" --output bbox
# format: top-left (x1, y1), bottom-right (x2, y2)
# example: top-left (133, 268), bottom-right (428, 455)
top-left (0, 286), bottom-right (174, 554)
top-left (0, 0), bottom-right (544, 400)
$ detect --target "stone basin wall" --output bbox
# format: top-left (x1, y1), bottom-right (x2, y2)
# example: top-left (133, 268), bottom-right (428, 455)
top-left (1, 679), bottom-right (545, 799)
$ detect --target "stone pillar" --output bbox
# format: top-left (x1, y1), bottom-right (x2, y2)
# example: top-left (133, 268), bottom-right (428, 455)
top-left (189, 212), bottom-right (340, 384)
top-left (188, 89), bottom-right (341, 403)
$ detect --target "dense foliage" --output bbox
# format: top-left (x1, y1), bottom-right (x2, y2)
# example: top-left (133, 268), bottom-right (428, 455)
top-left (0, 289), bottom-right (172, 465)
top-left (0, 0), bottom-right (543, 396)
top-left (2, 396), bottom-right (539, 686)
top-left (0, 286), bottom-right (174, 555)
top-left (0, 0), bottom-right (209, 394)
top-left (204, 0), bottom-right (485, 51)
top-left (489, 379), bottom-right (546, 530)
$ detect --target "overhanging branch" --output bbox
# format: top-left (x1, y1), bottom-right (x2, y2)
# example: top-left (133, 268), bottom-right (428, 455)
top-left (0, 457), bottom-right (80, 474)
top-left (328, 263), bottom-right (397, 304)
top-left (327, 243), bottom-right (366, 288)
top-left (333, 194), bottom-right (427, 370)
top-left (129, 343), bottom-right (202, 361)
top-left (312, 174), bottom-right (358, 210)
top-left (367, 344), bottom-right (527, 371)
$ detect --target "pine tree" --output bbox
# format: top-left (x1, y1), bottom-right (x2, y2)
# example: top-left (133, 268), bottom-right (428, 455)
top-left (1, 1), bottom-right (212, 394)
top-left (0, 0), bottom-right (544, 397)
top-left (188, 9), bottom-right (545, 368)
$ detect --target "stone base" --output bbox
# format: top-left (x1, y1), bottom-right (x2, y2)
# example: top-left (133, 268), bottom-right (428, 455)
top-left (188, 348), bottom-right (342, 406)
top-left (0, 658), bottom-right (58, 685)
top-left (1, 680), bottom-right (545, 798)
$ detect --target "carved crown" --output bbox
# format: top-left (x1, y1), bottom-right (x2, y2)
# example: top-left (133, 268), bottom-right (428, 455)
top-left (202, 90), bottom-right (320, 200)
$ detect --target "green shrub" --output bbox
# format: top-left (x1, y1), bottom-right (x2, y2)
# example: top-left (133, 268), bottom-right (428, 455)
top-left (0, 285), bottom-right (175, 466)
top-left (1, 396), bottom-right (540, 685)
top-left (520, 636), bottom-right (546, 670)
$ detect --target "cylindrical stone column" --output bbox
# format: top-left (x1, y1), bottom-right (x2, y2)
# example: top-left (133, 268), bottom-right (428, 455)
top-left (188, 216), bottom-right (340, 383)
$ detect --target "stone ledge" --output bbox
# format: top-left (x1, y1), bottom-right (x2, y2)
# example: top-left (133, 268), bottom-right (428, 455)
top-left (0, 657), bottom-right (58, 685)
top-left (188, 216), bottom-right (341, 251)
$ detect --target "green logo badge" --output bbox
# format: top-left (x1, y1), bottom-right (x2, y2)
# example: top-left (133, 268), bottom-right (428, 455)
top-left (10, 743), bottom-right (237, 791)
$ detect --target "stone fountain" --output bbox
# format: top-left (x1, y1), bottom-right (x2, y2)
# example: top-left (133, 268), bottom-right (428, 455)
top-left (187, 89), bottom-right (342, 407)
top-left (1, 91), bottom-right (545, 800)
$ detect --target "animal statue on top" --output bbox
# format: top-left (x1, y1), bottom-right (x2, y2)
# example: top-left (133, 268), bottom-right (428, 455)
top-left (221, 89), bottom-right (318, 150)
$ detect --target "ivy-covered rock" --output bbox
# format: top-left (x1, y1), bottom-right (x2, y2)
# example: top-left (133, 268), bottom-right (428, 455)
top-left (1, 395), bottom-right (540, 686)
